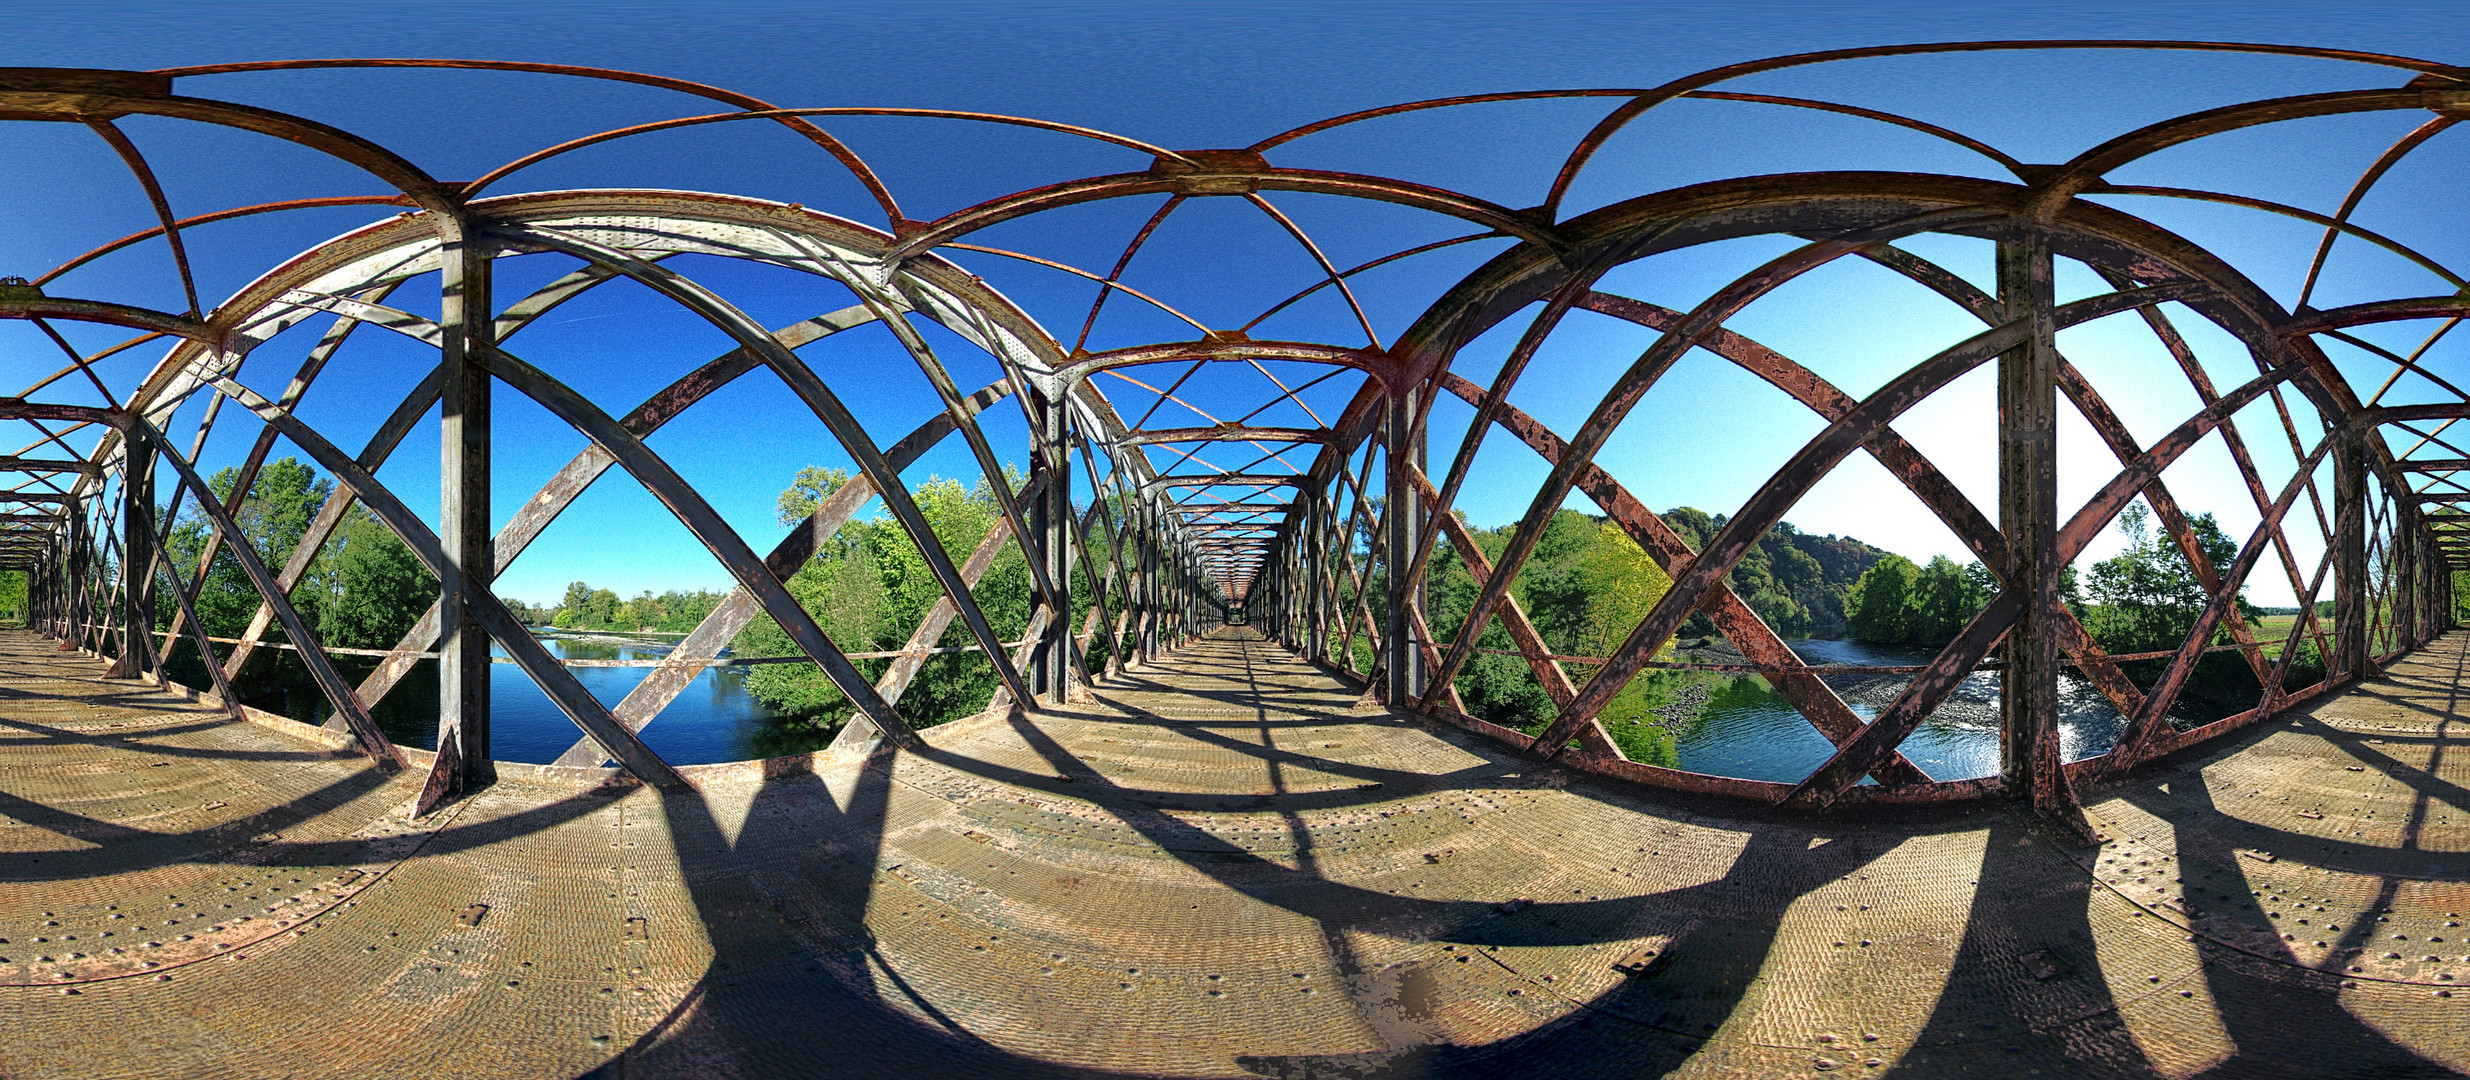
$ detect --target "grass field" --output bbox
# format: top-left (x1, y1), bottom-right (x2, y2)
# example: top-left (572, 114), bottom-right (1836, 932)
top-left (2246, 613), bottom-right (2330, 658)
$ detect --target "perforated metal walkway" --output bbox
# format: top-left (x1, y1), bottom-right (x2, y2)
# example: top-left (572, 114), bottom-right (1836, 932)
top-left (4, 627), bottom-right (2469, 1078)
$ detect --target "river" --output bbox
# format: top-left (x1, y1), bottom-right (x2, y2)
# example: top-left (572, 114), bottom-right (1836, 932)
top-left (1664, 637), bottom-right (2213, 783)
top-left (324, 633), bottom-right (826, 766)
top-left (325, 633), bottom-right (2208, 777)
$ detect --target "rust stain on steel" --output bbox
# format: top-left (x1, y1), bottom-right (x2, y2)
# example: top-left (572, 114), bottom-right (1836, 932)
top-left (354, 307), bottom-right (874, 710)
top-left (8, 45), bottom-right (2463, 819)
top-left (1433, 372), bottom-right (1935, 787)
top-left (547, 378), bottom-right (1016, 767)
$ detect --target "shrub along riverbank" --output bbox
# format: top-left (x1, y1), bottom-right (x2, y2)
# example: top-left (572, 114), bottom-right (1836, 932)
top-left (1843, 502), bottom-right (2324, 722)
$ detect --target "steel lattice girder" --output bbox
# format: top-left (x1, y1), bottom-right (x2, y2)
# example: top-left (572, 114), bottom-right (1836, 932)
top-left (0, 46), bottom-right (2458, 810)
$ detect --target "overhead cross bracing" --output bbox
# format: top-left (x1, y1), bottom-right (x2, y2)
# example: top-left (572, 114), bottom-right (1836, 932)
top-left (1, 42), bottom-right (2469, 1079)
top-left (0, 43), bottom-right (2460, 891)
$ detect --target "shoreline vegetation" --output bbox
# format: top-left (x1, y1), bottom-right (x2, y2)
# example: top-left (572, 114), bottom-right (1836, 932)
top-left (121, 455), bottom-right (2447, 763)
top-left (1433, 500), bottom-right (2341, 767)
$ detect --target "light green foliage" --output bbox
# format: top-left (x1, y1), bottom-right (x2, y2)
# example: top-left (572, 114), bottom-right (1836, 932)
top-left (1428, 509), bottom-right (1679, 731)
top-left (2080, 501), bottom-right (2269, 712)
top-left (160, 456), bottom-right (334, 637)
top-left (732, 465), bottom-right (1044, 730)
top-left (2083, 501), bottom-right (2253, 653)
top-left (0, 569), bottom-right (25, 624)
top-left (1419, 506), bottom-right (1893, 760)
top-left (150, 457), bottom-right (436, 692)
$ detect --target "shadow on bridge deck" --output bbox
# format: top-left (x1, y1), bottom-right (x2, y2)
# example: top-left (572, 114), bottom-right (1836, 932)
top-left (3, 626), bottom-right (2467, 1078)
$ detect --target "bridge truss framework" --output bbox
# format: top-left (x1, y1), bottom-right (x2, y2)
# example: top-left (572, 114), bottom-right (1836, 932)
top-left (0, 44), bottom-right (2464, 828)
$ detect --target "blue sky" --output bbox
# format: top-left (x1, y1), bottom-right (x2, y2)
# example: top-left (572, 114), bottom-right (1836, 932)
top-left (2, 1), bottom-right (2465, 608)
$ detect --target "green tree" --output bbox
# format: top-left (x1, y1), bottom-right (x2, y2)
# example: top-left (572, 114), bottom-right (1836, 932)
top-left (553, 582), bottom-right (621, 629)
top-left (734, 467), bottom-right (1034, 729)
top-left (2083, 501), bottom-right (2267, 715)
top-left (160, 456), bottom-right (335, 637)
top-left (776, 466), bottom-right (854, 526)
top-left (0, 569), bottom-right (25, 624)
top-left (1908, 555), bottom-right (1991, 644)
top-left (2084, 502), bottom-right (2254, 654)
top-left (1567, 520), bottom-right (1675, 658)
top-left (1847, 555), bottom-right (1917, 643)
top-left (314, 506), bottom-right (435, 649)
top-left (1429, 511), bottom-right (1677, 741)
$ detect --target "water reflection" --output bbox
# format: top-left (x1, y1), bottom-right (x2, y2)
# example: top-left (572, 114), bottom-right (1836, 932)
top-left (1666, 638), bottom-right (2215, 783)
top-left (481, 633), bottom-right (830, 765)
top-left (251, 632), bottom-right (2218, 779)
top-left (239, 631), bottom-right (830, 766)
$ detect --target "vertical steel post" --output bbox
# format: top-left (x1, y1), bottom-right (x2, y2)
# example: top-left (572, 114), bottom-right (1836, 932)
top-left (1309, 494), bottom-right (1327, 660)
top-left (1031, 390), bottom-right (1073, 702)
top-left (74, 503), bottom-right (93, 649)
top-left (2425, 525), bottom-right (2438, 642)
top-left (65, 505), bottom-right (82, 643)
top-left (121, 434), bottom-right (153, 680)
top-left (1284, 525), bottom-right (1299, 650)
top-left (1384, 386), bottom-right (1421, 705)
top-left (1140, 511), bottom-right (1159, 662)
top-left (438, 231), bottom-right (496, 787)
top-left (2335, 430), bottom-right (2367, 681)
top-left (60, 497), bottom-right (81, 640)
top-left (1996, 232), bottom-right (2070, 815)
top-left (2396, 507), bottom-right (2418, 650)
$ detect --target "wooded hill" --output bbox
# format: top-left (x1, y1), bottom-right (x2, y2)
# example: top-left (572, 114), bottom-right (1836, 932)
top-left (1658, 508), bottom-right (1893, 640)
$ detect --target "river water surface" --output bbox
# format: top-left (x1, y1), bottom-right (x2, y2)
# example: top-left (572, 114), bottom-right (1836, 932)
top-left (488, 635), bottom-right (823, 765)
top-left (1665, 637), bottom-right (2211, 783)
top-left (376, 633), bottom-right (2208, 776)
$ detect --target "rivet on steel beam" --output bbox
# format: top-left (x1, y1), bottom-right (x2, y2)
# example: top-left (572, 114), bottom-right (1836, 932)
top-left (1612, 944), bottom-right (1666, 977)
top-left (1148, 149), bottom-right (1268, 196)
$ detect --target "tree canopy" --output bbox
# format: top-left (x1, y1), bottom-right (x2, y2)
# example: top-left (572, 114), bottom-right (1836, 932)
top-left (727, 464), bottom-right (1086, 730)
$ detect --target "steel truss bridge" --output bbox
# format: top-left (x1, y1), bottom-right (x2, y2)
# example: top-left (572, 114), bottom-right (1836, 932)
top-left (3, 43), bottom-right (2470, 1078)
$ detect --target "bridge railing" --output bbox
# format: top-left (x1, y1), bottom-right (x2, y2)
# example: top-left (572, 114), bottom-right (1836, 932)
top-left (0, 46), bottom-right (2461, 828)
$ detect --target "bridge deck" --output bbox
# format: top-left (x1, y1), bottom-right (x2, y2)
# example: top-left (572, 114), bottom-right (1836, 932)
top-left (4, 626), bottom-right (2469, 1078)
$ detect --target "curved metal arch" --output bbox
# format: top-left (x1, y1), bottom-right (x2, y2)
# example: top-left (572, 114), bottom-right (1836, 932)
top-left (1054, 339), bottom-right (1392, 392)
top-left (35, 197), bottom-right (419, 288)
top-left (0, 296), bottom-right (211, 342)
top-left (1419, 203), bottom-right (2018, 708)
top-left (2023, 87), bottom-right (2444, 224)
top-left (0, 45), bottom-right (2459, 809)
top-left (478, 343), bottom-right (922, 744)
top-left (0, 75), bottom-right (451, 212)
top-left (884, 167), bottom-right (1561, 263)
top-left (163, 189), bottom-right (1147, 718)
top-left (1119, 426), bottom-right (1331, 447)
top-left (460, 105), bottom-right (1193, 201)
top-left (194, 369), bottom-right (686, 787)
top-left (1515, 282), bottom-right (2212, 752)
top-left (158, 58), bottom-right (906, 222)
top-left (123, 418), bottom-right (404, 769)
top-left (487, 222), bottom-right (1044, 706)
top-left (1539, 39), bottom-right (2462, 220)
top-left (1565, 287), bottom-right (2159, 728)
